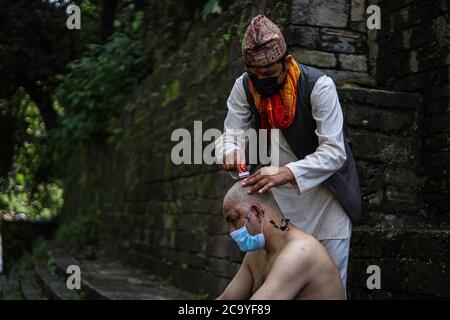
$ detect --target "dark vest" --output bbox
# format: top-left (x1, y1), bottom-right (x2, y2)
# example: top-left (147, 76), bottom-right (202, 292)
top-left (242, 64), bottom-right (362, 223)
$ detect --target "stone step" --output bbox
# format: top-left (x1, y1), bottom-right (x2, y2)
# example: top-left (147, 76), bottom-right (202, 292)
top-left (337, 87), bottom-right (422, 110)
top-left (47, 250), bottom-right (108, 300)
top-left (0, 274), bottom-right (20, 299)
top-left (46, 249), bottom-right (197, 300)
top-left (19, 271), bottom-right (47, 300)
top-left (34, 261), bottom-right (80, 300)
top-left (338, 86), bottom-right (423, 139)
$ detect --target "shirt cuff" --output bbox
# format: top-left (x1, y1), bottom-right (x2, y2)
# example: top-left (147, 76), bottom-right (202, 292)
top-left (284, 163), bottom-right (303, 194)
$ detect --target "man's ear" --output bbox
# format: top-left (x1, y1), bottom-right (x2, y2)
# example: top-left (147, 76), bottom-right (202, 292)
top-left (251, 203), bottom-right (265, 223)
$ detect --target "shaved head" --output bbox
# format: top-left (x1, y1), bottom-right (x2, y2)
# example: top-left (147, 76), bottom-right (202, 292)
top-left (222, 181), bottom-right (290, 237)
top-left (223, 181), bottom-right (282, 216)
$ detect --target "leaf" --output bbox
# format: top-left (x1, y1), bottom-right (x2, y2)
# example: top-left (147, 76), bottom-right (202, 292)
top-left (202, 0), bottom-right (222, 20)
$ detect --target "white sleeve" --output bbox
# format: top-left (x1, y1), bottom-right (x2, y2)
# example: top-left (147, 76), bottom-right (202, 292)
top-left (215, 74), bottom-right (252, 163)
top-left (285, 75), bottom-right (347, 194)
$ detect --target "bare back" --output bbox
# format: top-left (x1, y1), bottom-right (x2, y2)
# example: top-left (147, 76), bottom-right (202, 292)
top-left (246, 228), bottom-right (345, 300)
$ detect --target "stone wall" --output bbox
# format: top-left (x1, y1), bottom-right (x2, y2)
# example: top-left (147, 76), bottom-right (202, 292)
top-left (287, 0), bottom-right (375, 81)
top-left (62, 0), bottom-right (258, 296)
top-left (338, 87), bottom-right (423, 225)
top-left (348, 226), bottom-right (450, 299)
top-left (376, 0), bottom-right (450, 218)
top-left (60, 0), bottom-right (450, 298)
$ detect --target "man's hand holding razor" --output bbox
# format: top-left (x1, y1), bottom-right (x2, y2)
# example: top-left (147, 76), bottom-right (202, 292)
top-left (221, 149), bottom-right (295, 194)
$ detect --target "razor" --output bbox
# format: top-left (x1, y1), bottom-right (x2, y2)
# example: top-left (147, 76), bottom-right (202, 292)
top-left (238, 164), bottom-right (250, 179)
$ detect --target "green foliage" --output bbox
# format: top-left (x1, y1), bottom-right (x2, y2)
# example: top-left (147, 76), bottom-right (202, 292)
top-left (0, 1), bottom-right (149, 222)
top-left (47, 259), bottom-right (57, 275)
top-left (0, 181), bottom-right (63, 220)
top-left (0, 0), bottom-right (95, 99)
top-left (18, 253), bottom-right (34, 271)
top-left (197, 291), bottom-right (210, 300)
top-left (162, 79), bottom-right (181, 106)
top-left (55, 216), bottom-right (98, 251)
top-left (31, 238), bottom-right (49, 262)
top-left (0, 90), bottom-right (63, 220)
top-left (54, 31), bottom-right (150, 147)
top-left (202, 0), bottom-right (222, 20)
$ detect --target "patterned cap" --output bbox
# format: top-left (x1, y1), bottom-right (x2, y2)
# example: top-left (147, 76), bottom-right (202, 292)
top-left (242, 14), bottom-right (287, 67)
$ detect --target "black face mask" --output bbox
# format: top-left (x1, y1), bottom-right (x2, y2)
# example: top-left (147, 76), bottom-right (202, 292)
top-left (249, 75), bottom-right (282, 96)
top-left (248, 64), bottom-right (287, 97)
top-left (250, 65), bottom-right (286, 97)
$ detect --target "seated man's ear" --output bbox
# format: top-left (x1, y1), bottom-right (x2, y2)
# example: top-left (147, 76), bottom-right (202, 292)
top-left (251, 203), bottom-right (265, 223)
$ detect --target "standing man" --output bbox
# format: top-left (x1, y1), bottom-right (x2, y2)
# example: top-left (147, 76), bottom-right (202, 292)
top-left (215, 14), bottom-right (362, 295)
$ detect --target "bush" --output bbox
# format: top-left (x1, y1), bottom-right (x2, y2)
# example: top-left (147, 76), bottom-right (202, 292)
top-left (31, 237), bottom-right (49, 261)
top-left (54, 32), bottom-right (150, 147)
top-left (54, 216), bottom-right (98, 251)
top-left (0, 90), bottom-right (63, 221)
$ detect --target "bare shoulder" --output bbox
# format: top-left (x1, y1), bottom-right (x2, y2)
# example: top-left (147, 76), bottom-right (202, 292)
top-left (289, 230), bottom-right (322, 251)
top-left (279, 232), bottom-right (326, 268)
top-left (263, 234), bottom-right (320, 289)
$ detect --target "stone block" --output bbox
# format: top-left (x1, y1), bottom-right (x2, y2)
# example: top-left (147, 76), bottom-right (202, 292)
top-left (205, 234), bottom-right (244, 262)
top-left (385, 185), bottom-right (420, 207)
top-left (174, 230), bottom-right (207, 253)
top-left (355, 160), bottom-right (384, 196)
top-left (349, 20), bottom-right (367, 33)
top-left (319, 28), bottom-right (366, 53)
top-left (337, 87), bottom-right (422, 110)
top-left (291, 48), bottom-right (337, 68)
top-left (323, 69), bottom-right (368, 82)
top-left (349, 131), bottom-right (417, 166)
top-left (339, 54), bottom-right (368, 71)
top-left (383, 168), bottom-right (422, 186)
top-left (292, 0), bottom-right (350, 28)
top-left (286, 25), bottom-right (320, 49)
top-left (388, 68), bottom-right (444, 93)
top-left (343, 103), bottom-right (416, 135)
top-left (351, 0), bottom-right (366, 22)
top-left (186, 252), bottom-right (210, 270)
top-left (206, 258), bottom-right (240, 278)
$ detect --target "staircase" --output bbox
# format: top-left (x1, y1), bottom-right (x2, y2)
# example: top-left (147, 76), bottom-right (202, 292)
top-left (2, 244), bottom-right (198, 300)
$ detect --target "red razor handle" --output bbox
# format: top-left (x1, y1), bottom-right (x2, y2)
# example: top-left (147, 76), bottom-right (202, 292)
top-left (238, 164), bottom-right (250, 179)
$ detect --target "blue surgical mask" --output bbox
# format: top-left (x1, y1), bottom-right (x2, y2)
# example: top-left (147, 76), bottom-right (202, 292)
top-left (230, 207), bottom-right (265, 252)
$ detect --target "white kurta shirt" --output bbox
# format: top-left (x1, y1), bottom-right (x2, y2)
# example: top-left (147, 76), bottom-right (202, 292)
top-left (215, 73), bottom-right (350, 240)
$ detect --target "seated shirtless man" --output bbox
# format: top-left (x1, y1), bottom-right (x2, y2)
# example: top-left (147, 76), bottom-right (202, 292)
top-left (217, 182), bottom-right (345, 300)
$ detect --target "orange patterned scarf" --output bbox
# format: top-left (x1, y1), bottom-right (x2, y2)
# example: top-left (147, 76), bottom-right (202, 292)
top-left (248, 58), bottom-right (301, 129)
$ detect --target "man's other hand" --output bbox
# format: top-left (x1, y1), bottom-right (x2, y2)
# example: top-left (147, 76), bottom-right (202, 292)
top-left (242, 166), bottom-right (295, 194)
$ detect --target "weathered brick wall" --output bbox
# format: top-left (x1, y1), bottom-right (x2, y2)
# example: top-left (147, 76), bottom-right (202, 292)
top-left (288, 0), bottom-right (376, 81)
top-left (376, 0), bottom-right (450, 218)
top-left (61, 0), bottom-right (450, 298)
top-left (338, 87), bottom-right (423, 225)
top-left (63, 0), bottom-right (260, 296)
top-left (348, 227), bottom-right (450, 299)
